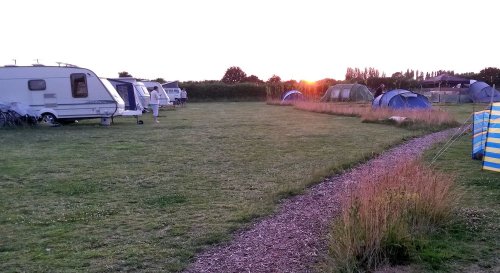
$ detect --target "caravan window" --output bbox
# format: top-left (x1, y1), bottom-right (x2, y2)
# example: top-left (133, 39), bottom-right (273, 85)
top-left (28, 79), bottom-right (46, 90)
top-left (135, 85), bottom-right (149, 95)
top-left (71, 73), bottom-right (88, 98)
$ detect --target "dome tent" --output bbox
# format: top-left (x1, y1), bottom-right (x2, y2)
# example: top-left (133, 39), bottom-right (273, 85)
top-left (320, 84), bottom-right (374, 102)
top-left (372, 89), bottom-right (431, 109)
top-left (281, 90), bottom-right (304, 103)
top-left (468, 81), bottom-right (500, 103)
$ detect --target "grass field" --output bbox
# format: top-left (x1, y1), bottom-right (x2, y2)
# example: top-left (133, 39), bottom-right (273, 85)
top-left (0, 102), bottom-right (424, 272)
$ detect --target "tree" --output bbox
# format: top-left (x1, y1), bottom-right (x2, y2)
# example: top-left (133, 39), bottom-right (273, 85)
top-left (267, 74), bottom-right (281, 83)
top-left (346, 67), bottom-right (381, 83)
top-left (417, 71), bottom-right (424, 81)
top-left (283, 79), bottom-right (298, 91)
top-left (478, 67), bottom-right (500, 85)
top-left (118, 71), bottom-right (132, 77)
top-left (221, 66), bottom-right (247, 84)
top-left (153, 78), bottom-right (166, 84)
top-left (353, 68), bottom-right (361, 82)
top-left (345, 67), bottom-right (354, 81)
top-left (457, 71), bottom-right (477, 79)
top-left (244, 75), bottom-right (264, 83)
top-left (368, 67), bottom-right (380, 78)
top-left (391, 72), bottom-right (404, 88)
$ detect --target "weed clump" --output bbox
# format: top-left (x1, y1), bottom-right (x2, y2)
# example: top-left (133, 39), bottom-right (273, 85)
top-left (329, 160), bottom-right (457, 272)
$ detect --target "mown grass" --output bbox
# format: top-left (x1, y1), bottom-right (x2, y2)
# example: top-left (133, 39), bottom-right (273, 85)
top-left (0, 102), bottom-right (421, 272)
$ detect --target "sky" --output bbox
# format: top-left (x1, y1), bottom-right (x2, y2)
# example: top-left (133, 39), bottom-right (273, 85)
top-left (1, 0), bottom-right (498, 82)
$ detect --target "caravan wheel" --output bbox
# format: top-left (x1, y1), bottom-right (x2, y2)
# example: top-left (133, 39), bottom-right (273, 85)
top-left (40, 113), bottom-right (57, 125)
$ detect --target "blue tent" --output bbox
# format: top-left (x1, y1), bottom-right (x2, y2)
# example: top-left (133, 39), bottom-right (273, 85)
top-left (472, 109), bottom-right (490, 159)
top-left (469, 81), bottom-right (500, 103)
top-left (372, 89), bottom-right (431, 109)
top-left (281, 90), bottom-right (304, 103)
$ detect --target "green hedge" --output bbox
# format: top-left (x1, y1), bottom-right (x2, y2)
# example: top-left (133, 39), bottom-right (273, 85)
top-left (180, 82), bottom-right (267, 102)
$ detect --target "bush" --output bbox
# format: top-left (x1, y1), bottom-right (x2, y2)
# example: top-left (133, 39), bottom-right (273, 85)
top-left (180, 82), bottom-right (267, 101)
top-left (329, 160), bottom-right (457, 272)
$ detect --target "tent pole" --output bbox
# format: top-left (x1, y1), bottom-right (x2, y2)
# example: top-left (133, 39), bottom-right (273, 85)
top-left (490, 84), bottom-right (495, 106)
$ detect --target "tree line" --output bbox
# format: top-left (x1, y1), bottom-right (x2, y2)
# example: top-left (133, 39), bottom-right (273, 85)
top-left (344, 67), bottom-right (500, 87)
top-left (118, 66), bottom-right (500, 87)
top-left (117, 65), bottom-right (500, 101)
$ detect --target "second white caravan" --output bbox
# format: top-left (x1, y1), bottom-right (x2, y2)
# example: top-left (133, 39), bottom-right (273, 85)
top-left (108, 79), bottom-right (144, 115)
top-left (108, 77), bottom-right (150, 111)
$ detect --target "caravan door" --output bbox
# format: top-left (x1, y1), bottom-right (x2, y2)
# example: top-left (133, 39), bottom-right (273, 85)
top-left (116, 83), bottom-right (142, 116)
top-left (60, 73), bottom-right (91, 117)
top-left (115, 83), bottom-right (137, 110)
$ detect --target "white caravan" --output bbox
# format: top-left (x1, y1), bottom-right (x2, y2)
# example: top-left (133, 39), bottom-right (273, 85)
top-left (0, 65), bottom-right (125, 124)
top-left (107, 79), bottom-right (145, 119)
top-left (108, 77), bottom-right (150, 110)
top-left (162, 81), bottom-right (182, 105)
top-left (141, 81), bottom-right (172, 107)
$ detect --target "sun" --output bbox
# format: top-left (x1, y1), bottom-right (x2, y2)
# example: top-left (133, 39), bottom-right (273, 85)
top-left (303, 80), bottom-right (316, 84)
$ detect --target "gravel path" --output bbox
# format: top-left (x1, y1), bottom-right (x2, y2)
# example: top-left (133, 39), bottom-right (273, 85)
top-left (184, 129), bottom-right (457, 273)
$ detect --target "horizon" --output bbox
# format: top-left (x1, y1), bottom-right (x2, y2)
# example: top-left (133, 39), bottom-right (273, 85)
top-left (1, 0), bottom-right (498, 82)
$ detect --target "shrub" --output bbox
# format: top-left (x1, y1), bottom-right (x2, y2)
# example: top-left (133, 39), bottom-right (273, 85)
top-left (180, 82), bottom-right (267, 101)
top-left (329, 160), bottom-right (457, 272)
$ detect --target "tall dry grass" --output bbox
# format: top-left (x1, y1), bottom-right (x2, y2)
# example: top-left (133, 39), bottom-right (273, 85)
top-left (293, 101), bottom-right (371, 117)
top-left (329, 160), bottom-right (457, 272)
top-left (292, 101), bottom-right (459, 130)
top-left (361, 107), bottom-right (459, 129)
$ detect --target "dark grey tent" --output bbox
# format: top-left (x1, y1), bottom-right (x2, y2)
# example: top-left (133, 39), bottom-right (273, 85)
top-left (469, 81), bottom-right (500, 103)
top-left (320, 84), bottom-right (374, 102)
